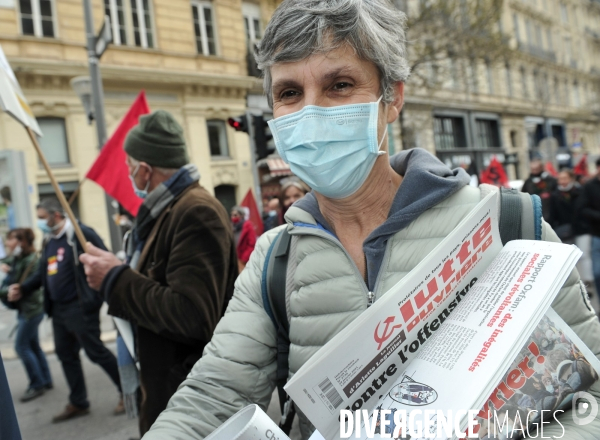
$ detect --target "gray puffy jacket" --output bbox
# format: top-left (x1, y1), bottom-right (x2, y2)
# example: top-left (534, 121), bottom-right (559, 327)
top-left (144, 185), bottom-right (600, 440)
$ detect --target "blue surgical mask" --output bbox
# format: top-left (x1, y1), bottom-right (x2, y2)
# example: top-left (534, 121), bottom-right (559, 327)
top-left (37, 218), bottom-right (53, 234)
top-left (545, 385), bottom-right (554, 393)
top-left (268, 210), bottom-right (277, 218)
top-left (130, 163), bottom-right (151, 199)
top-left (268, 97), bottom-right (387, 199)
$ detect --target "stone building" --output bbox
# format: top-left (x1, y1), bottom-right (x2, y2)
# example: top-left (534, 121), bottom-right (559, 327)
top-left (398, 0), bottom-right (600, 179)
top-left (0, 0), bottom-right (276, 247)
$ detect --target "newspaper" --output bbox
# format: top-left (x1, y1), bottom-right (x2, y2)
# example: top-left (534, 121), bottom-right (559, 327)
top-left (284, 192), bottom-right (590, 440)
top-left (204, 404), bottom-right (289, 440)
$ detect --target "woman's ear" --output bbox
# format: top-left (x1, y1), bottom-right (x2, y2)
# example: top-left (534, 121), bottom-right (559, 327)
top-left (386, 82), bottom-right (404, 124)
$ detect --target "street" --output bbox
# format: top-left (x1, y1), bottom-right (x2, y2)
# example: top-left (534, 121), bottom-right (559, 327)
top-left (1, 306), bottom-right (300, 440)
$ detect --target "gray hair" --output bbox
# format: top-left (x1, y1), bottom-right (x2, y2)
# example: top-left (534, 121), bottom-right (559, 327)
top-left (255, 0), bottom-right (410, 105)
top-left (37, 198), bottom-right (65, 218)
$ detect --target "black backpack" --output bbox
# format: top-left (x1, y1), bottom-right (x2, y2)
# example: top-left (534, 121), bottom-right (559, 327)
top-left (261, 187), bottom-right (542, 434)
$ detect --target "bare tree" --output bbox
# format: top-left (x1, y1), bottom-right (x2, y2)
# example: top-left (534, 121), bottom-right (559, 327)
top-left (396, 0), bottom-right (510, 148)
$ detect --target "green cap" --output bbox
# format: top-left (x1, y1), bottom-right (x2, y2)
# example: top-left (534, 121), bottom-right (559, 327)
top-left (124, 110), bottom-right (189, 168)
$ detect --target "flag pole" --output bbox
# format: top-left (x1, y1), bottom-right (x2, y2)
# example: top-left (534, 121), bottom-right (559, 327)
top-left (26, 127), bottom-right (88, 250)
top-left (67, 178), bottom-right (86, 206)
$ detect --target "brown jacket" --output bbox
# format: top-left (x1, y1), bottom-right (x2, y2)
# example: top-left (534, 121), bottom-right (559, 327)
top-left (102, 182), bottom-right (237, 434)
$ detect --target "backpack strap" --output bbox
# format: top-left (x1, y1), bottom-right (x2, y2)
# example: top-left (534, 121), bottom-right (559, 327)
top-left (260, 228), bottom-right (296, 433)
top-left (499, 188), bottom-right (522, 245)
top-left (499, 188), bottom-right (543, 244)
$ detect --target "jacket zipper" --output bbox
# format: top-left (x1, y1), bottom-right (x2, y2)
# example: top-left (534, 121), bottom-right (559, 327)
top-left (369, 238), bottom-right (394, 305)
top-left (293, 227), bottom-right (390, 308)
top-left (289, 226), bottom-right (383, 308)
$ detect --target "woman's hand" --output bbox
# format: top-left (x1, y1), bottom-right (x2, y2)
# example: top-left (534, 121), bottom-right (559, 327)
top-left (0, 263), bottom-right (10, 273)
top-left (7, 284), bottom-right (21, 302)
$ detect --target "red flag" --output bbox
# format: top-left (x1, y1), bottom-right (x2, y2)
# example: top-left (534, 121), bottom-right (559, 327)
top-left (574, 155), bottom-right (589, 177)
top-left (545, 161), bottom-right (558, 177)
top-left (240, 189), bottom-right (264, 236)
top-left (480, 157), bottom-right (509, 187)
top-left (86, 91), bottom-right (150, 216)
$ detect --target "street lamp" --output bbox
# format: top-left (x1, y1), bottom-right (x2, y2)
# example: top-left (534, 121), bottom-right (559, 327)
top-left (70, 76), bottom-right (94, 124)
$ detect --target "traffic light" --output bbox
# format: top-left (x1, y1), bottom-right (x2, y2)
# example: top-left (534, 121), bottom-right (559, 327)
top-left (228, 115), bottom-right (249, 133)
top-left (252, 115), bottom-right (274, 160)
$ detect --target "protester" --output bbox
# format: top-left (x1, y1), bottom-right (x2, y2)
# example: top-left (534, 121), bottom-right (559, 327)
top-left (231, 205), bottom-right (257, 271)
top-left (12, 198), bottom-right (122, 422)
top-left (548, 169), bottom-right (584, 243)
top-left (521, 159), bottom-right (557, 221)
top-left (0, 353), bottom-right (22, 440)
top-left (579, 158), bottom-right (600, 295)
top-left (1, 186), bottom-right (16, 229)
top-left (263, 198), bottom-right (281, 232)
top-left (143, 1), bottom-right (600, 439)
top-left (279, 176), bottom-right (310, 218)
top-left (79, 110), bottom-right (238, 436)
top-left (0, 228), bottom-right (52, 402)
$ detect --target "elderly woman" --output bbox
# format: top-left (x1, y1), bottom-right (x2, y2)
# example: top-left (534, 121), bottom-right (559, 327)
top-left (144, 1), bottom-right (600, 439)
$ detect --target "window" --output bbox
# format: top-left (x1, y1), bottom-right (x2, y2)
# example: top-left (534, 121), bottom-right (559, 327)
top-left (560, 3), bottom-right (568, 23)
top-left (469, 59), bottom-right (478, 94)
top-left (37, 118), bottom-right (69, 166)
top-left (131, 0), bottom-right (154, 48)
top-left (449, 57), bottom-right (459, 90)
top-left (535, 25), bottom-right (542, 48)
top-left (553, 76), bottom-right (560, 104)
top-left (207, 120), bottom-right (229, 157)
top-left (104, 0), bottom-right (154, 48)
top-left (520, 67), bottom-right (528, 99)
top-left (573, 81), bottom-right (580, 107)
top-left (564, 79), bottom-right (570, 105)
top-left (104, 0), bottom-right (127, 45)
top-left (192, 2), bottom-right (217, 56)
top-left (19, 0), bottom-right (55, 37)
top-left (564, 37), bottom-right (571, 64)
top-left (486, 61), bottom-right (494, 95)
top-left (505, 63), bottom-right (513, 97)
top-left (546, 29), bottom-right (553, 51)
top-left (525, 19), bottom-right (533, 44)
top-left (533, 70), bottom-right (540, 100)
top-left (242, 2), bottom-right (261, 43)
top-left (433, 116), bottom-right (467, 150)
top-left (513, 14), bottom-right (520, 43)
top-left (475, 119), bottom-right (500, 148)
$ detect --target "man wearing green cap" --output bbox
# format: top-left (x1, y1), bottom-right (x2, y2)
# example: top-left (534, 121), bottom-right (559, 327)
top-left (80, 110), bottom-right (238, 435)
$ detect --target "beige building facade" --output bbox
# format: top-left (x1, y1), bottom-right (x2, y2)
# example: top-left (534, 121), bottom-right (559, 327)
top-left (399, 0), bottom-right (600, 180)
top-left (0, 0), bottom-right (277, 248)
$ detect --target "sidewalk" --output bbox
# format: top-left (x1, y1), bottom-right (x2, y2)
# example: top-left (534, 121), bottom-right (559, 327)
top-left (0, 304), bottom-right (117, 360)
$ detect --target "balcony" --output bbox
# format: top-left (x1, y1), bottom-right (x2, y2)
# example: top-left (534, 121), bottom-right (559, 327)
top-left (517, 42), bottom-right (557, 63)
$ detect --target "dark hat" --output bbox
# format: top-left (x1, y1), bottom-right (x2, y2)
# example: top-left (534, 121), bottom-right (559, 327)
top-left (124, 110), bottom-right (189, 168)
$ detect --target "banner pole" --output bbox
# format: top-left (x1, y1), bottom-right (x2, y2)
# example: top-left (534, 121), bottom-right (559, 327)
top-left (26, 126), bottom-right (88, 250)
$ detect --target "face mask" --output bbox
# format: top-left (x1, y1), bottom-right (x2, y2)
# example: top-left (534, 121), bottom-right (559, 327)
top-left (37, 218), bottom-right (55, 234)
top-left (269, 96), bottom-right (387, 199)
top-left (130, 163), bottom-right (151, 199)
top-left (12, 245), bottom-right (22, 257)
top-left (231, 217), bottom-right (240, 224)
top-left (546, 385), bottom-right (555, 393)
top-left (268, 210), bottom-right (277, 218)
top-left (558, 183), bottom-right (574, 192)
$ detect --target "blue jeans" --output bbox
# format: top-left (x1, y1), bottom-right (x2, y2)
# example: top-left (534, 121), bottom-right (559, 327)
top-left (15, 312), bottom-right (52, 390)
top-left (593, 236), bottom-right (600, 295)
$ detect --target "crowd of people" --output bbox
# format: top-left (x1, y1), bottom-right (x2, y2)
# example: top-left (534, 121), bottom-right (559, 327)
top-left (521, 157), bottom-right (600, 296)
top-left (0, 1), bottom-right (599, 440)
